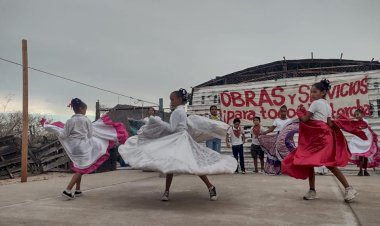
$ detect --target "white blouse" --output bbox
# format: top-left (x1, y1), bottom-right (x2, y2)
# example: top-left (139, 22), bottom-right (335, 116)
top-left (168, 105), bottom-right (188, 132)
top-left (227, 126), bottom-right (244, 146)
top-left (60, 114), bottom-right (93, 139)
top-left (308, 99), bottom-right (332, 123)
top-left (273, 118), bottom-right (291, 132)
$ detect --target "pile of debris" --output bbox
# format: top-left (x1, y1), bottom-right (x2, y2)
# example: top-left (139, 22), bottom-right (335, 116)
top-left (0, 135), bottom-right (70, 179)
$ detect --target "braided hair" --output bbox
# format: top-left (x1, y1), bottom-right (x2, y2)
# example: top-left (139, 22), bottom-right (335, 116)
top-left (172, 88), bottom-right (188, 104)
top-left (312, 79), bottom-right (331, 97)
top-left (68, 98), bottom-right (87, 113)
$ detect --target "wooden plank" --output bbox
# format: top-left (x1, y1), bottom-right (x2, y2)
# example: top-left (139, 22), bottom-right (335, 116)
top-left (36, 140), bottom-right (60, 152)
top-left (28, 149), bottom-right (43, 174)
top-left (0, 156), bottom-right (14, 178)
top-left (40, 152), bottom-right (66, 164)
top-left (0, 172), bottom-right (20, 180)
top-left (46, 168), bottom-right (70, 172)
top-left (35, 147), bottom-right (61, 158)
top-left (0, 146), bottom-right (19, 156)
top-left (0, 156), bottom-right (21, 168)
top-left (43, 156), bottom-right (70, 172)
top-left (0, 145), bottom-right (11, 152)
top-left (0, 166), bottom-right (21, 177)
top-left (0, 135), bottom-right (15, 143)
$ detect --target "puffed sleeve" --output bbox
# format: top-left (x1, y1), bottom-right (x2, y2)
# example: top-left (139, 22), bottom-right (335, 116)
top-left (308, 101), bottom-right (320, 114)
top-left (58, 119), bottom-right (72, 139)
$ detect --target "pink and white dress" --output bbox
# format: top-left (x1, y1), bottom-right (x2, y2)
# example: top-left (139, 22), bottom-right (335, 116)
top-left (42, 114), bottom-right (128, 173)
top-left (349, 119), bottom-right (380, 168)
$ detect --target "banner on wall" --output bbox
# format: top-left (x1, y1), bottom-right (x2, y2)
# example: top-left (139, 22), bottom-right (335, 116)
top-left (220, 75), bottom-right (370, 125)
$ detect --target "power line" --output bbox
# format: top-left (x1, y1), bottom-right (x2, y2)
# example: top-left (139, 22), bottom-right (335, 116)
top-left (0, 57), bottom-right (158, 106)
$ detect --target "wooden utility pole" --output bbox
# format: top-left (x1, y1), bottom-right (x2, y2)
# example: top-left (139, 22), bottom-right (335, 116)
top-left (159, 98), bottom-right (164, 121)
top-left (95, 100), bottom-right (100, 120)
top-left (21, 39), bottom-right (29, 182)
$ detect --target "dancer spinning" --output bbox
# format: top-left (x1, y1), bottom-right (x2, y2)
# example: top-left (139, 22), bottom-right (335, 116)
top-left (118, 89), bottom-right (236, 201)
top-left (41, 98), bottom-right (127, 200)
top-left (348, 108), bottom-right (380, 176)
top-left (261, 105), bottom-right (290, 135)
top-left (259, 105), bottom-right (290, 175)
top-left (282, 79), bottom-right (360, 202)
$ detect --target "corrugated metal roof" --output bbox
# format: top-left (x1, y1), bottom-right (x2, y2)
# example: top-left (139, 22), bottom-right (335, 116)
top-left (194, 59), bottom-right (380, 88)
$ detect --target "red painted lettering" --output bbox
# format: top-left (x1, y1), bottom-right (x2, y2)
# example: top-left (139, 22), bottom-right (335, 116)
top-left (258, 89), bottom-right (274, 106)
top-left (340, 83), bottom-right (349, 97)
top-left (230, 92), bottom-right (245, 107)
top-left (288, 93), bottom-right (297, 105)
top-left (298, 85), bottom-right (310, 103)
top-left (271, 86), bottom-right (285, 106)
top-left (360, 77), bottom-right (368, 94)
top-left (220, 92), bottom-right (231, 107)
top-left (244, 90), bottom-right (257, 107)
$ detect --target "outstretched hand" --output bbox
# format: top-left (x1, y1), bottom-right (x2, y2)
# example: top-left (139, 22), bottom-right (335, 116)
top-left (39, 118), bottom-right (47, 126)
top-left (297, 105), bottom-right (306, 111)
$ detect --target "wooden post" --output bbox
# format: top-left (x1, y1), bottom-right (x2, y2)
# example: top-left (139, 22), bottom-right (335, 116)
top-left (159, 98), bottom-right (164, 121)
top-left (21, 39), bottom-right (29, 182)
top-left (141, 102), bottom-right (144, 119)
top-left (95, 100), bottom-right (100, 120)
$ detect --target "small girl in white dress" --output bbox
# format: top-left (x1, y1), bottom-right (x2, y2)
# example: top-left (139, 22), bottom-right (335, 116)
top-left (118, 89), bottom-right (236, 201)
top-left (42, 98), bottom-right (127, 200)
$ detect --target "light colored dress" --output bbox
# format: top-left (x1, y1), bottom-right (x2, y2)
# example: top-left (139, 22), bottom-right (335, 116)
top-left (42, 115), bottom-right (127, 173)
top-left (118, 105), bottom-right (237, 175)
top-left (349, 119), bottom-right (380, 168)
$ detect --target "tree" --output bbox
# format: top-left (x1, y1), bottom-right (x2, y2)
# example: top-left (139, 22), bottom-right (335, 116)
top-left (0, 95), bottom-right (51, 143)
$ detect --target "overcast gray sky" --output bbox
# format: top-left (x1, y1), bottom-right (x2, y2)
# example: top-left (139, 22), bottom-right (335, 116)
top-left (1, 0), bottom-right (379, 120)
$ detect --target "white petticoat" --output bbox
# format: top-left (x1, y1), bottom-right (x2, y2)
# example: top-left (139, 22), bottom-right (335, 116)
top-left (118, 115), bottom-right (237, 175)
top-left (349, 128), bottom-right (373, 155)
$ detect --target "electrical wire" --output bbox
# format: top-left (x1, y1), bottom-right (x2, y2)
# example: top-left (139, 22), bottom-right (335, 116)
top-left (0, 57), bottom-right (158, 106)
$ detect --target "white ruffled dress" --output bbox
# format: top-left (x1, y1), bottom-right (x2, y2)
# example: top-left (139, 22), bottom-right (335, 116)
top-left (42, 114), bottom-right (127, 173)
top-left (118, 105), bottom-right (237, 175)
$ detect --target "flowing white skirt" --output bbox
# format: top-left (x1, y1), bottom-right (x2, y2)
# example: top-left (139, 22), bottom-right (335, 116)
top-left (118, 115), bottom-right (237, 175)
top-left (43, 115), bottom-right (128, 173)
top-left (349, 128), bottom-right (373, 155)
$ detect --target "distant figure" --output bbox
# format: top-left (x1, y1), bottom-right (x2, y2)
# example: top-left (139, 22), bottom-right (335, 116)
top-left (349, 108), bottom-right (380, 176)
top-left (260, 105), bottom-right (290, 175)
top-left (226, 118), bottom-right (246, 174)
top-left (262, 105), bottom-right (291, 135)
top-left (251, 116), bottom-right (266, 173)
top-left (143, 107), bottom-right (161, 123)
top-left (206, 105), bottom-right (223, 153)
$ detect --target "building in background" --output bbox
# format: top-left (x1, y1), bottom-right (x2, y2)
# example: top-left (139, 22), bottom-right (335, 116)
top-left (188, 58), bottom-right (380, 127)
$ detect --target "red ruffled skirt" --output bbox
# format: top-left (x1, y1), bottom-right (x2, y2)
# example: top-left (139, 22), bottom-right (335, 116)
top-left (282, 120), bottom-right (351, 179)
